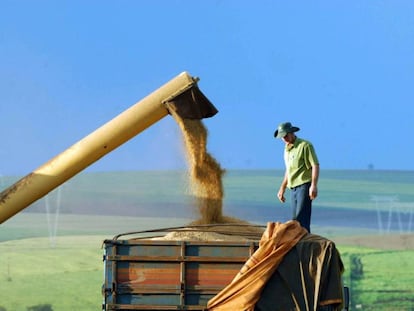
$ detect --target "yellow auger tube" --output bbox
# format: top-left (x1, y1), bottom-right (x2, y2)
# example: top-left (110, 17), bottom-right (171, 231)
top-left (0, 71), bottom-right (213, 224)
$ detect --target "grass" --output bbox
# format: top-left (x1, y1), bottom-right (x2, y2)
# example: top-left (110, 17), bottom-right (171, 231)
top-left (0, 236), bottom-right (102, 311)
top-left (0, 215), bottom-right (192, 311)
top-left (338, 249), bottom-right (414, 310)
top-left (4, 170), bottom-right (413, 217)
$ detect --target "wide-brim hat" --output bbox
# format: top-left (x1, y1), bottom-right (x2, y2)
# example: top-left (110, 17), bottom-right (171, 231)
top-left (274, 122), bottom-right (300, 138)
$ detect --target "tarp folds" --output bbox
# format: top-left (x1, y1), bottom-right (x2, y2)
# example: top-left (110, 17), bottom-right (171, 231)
top-left (207, 221), bottom-right (345, 311)
top-left (165, 86), bottom-right (218, 119)
top-left (207, 221), bottom-right (308, 311)
top-left (255, 234), bottom-right (345, 311)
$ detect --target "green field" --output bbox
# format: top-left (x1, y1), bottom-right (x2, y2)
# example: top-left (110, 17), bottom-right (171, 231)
top-left (1, 170), bottom-right (413, 310)
top-left (3, 169), bottom-right (414, 217)
top-left (0, 215), bottom-right (192, 311)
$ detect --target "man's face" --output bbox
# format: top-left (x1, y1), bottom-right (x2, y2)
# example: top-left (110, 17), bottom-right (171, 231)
top-left (282, 132), bottom-right (295, 144)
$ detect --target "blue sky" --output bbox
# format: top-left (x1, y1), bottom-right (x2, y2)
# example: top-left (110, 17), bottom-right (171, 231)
top-left (1, 1), bottom-right (413, 175)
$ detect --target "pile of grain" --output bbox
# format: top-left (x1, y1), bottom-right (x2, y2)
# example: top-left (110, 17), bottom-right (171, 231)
top-left (151, 230), bottom-right (252, 241)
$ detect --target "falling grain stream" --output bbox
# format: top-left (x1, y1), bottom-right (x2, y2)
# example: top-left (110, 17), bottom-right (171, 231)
top-left (169, 106), bottom-right (262, 236)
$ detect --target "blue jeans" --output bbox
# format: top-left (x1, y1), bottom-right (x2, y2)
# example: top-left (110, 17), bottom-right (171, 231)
top-left (291, 182), bottom-right (312, 232)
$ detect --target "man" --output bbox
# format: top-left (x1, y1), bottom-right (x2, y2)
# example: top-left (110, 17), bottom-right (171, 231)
top-left (274, 122), bottom-right (319, 232)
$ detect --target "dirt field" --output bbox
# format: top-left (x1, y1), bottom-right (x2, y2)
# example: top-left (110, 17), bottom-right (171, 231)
top-left (154, 226), bottom-right (414, 251)
top-left (333, 233), bottom-right (414, 250)
top-left (150, 224), bottom-right (414, 251)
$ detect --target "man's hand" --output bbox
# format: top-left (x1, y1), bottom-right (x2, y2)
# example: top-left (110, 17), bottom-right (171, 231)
top-left (277, 188), bottom-right (286, 203)
top-left (309, 184), bottom-right (318, 200)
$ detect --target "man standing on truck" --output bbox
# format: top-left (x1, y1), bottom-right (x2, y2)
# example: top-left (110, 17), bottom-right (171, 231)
top-left (274, 122), bottom-right (319, 233)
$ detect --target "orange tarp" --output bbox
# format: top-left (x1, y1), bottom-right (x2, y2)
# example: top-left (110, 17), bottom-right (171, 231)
top-left (255, 234), bottom-right (345, 310)
top-left (207, 220), bottom-right (307, 310)
top-left (207, 220), bottom-right (345, 311)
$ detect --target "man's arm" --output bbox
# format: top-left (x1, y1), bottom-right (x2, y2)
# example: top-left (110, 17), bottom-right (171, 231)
top-left (278, 170), bottom-right (289, 203)
top-left (309, 164), bottom-right (319, 200)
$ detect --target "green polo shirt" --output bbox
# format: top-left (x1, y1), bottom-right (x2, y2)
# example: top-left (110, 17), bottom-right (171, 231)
top-left (284, 137), bottom-right (319, 188)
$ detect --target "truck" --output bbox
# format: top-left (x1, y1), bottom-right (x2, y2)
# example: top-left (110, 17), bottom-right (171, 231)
top-left (102, 224), bottom-right (348, 311)
top-left (102, 224), bottom-right (264, 310)
top-left (0, 72), bottom-right (348, 310)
